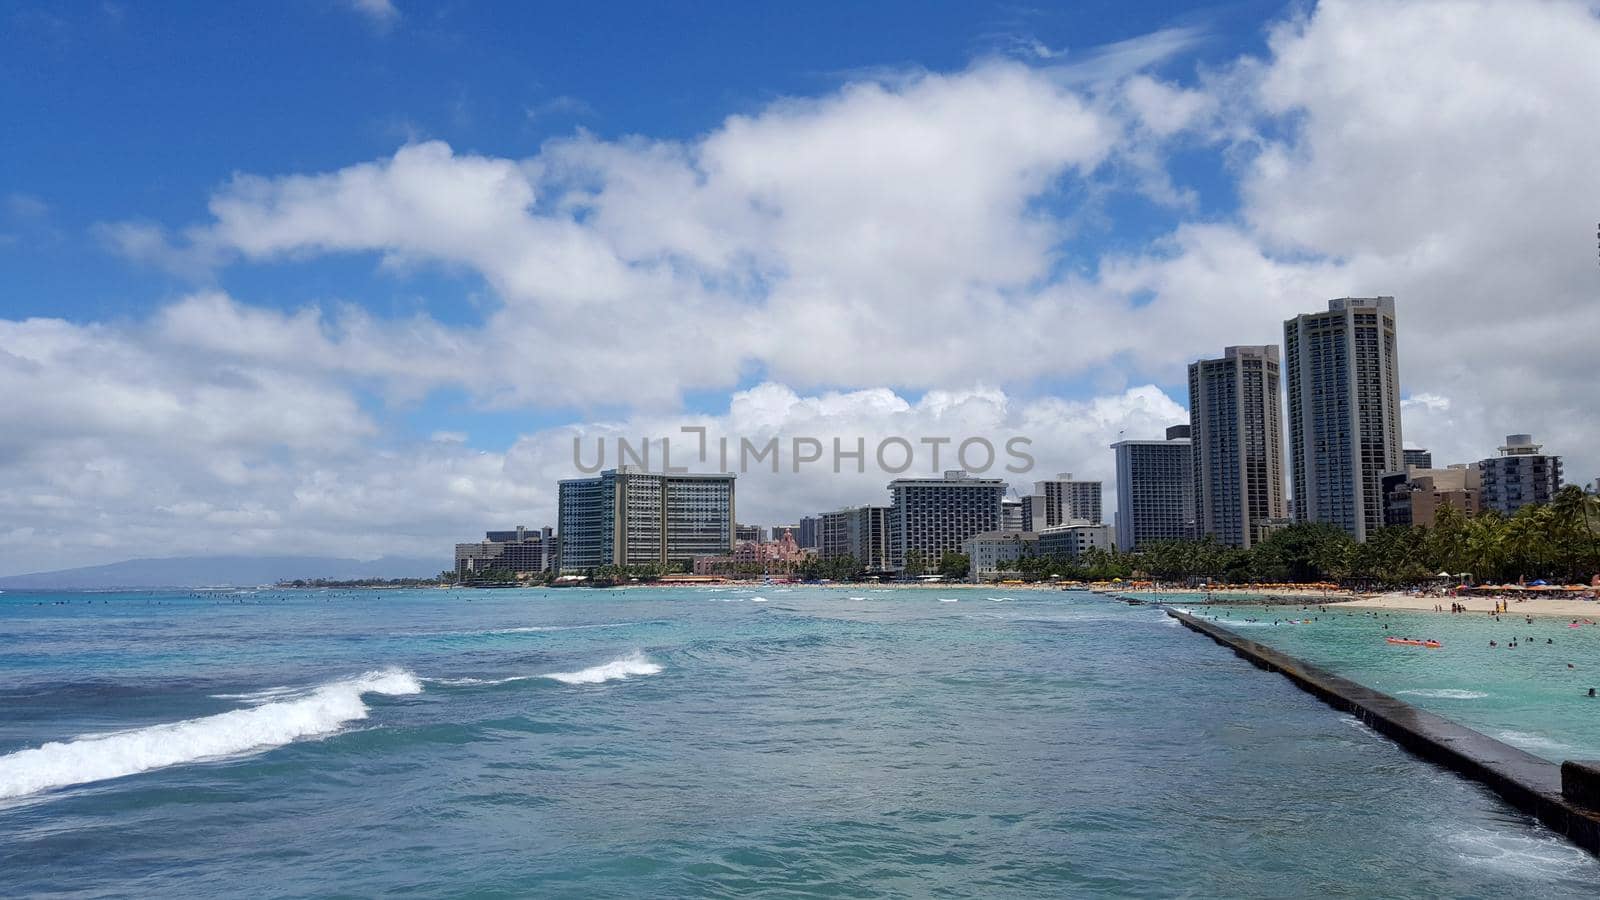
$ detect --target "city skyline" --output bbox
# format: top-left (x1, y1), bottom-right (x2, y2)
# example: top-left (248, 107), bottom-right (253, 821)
top-left (4, 0), bottom-right (1600, 576)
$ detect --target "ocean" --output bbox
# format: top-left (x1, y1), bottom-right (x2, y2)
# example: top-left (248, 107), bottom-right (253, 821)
top-left (1188, 599), bottom-right (1600, 762)
top-left (3, 586), bottom-right (1597, 897)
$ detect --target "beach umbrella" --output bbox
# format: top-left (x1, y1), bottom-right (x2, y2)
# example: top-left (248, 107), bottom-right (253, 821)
top-left (1436, 571), bottom-right (1452, 578)
top-left (1530, 579), bottom-right (1549, 586)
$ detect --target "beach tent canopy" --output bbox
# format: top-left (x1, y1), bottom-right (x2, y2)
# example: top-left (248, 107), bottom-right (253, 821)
top-left (1530, 579), bottom-right (1549, 586)
top-left (1436, 571), bottom-right (1453, 578)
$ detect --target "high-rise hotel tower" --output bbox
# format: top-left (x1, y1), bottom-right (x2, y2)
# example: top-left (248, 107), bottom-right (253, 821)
top-left (1188, 346), bottom-right (1287, 548)
top-left (557, 467), bottom-right (735, 572)
top-left (1284, 297), bottom-right (1403, 542)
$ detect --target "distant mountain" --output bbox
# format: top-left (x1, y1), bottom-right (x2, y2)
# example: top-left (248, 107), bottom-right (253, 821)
top-left (0, 555), bottom-right (449, 590)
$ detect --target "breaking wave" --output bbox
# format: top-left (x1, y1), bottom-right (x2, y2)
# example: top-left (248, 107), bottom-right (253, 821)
top-left (543, 653), bottom-right (662, 685)
top-left (0, 668), bottom-right (422, 800)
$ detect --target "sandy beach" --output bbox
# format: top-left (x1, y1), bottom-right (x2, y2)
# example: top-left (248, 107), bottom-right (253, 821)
top-left (1341, 591), bottom-right (1600, 618)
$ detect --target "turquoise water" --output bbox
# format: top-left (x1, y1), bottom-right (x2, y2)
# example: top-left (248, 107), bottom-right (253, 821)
top-left (3, 587), bottom-right (1599, 897)
top-left (1183, 598), bottom-right (1600, 763)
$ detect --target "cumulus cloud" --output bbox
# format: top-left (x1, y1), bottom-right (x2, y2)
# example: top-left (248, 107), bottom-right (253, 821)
top-left (0, 305), bottom-right (1184, 574)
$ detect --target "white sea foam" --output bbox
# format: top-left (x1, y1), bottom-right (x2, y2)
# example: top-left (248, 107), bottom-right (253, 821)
top-left (543, 653), bottom-right (662, 685)
top-left (425, 674), bottom-right (537, 687)
top-left (407, 621), bottom-right (642, 637)
top-left (1397, 688), bottom-right (1490, 700)
top-left (208, 685), bottom-right (304, 704)
top-left (750, 597), bottom-right (769, 603)
top-left (1445, 826), bottom-right (1597, 877)
top-left (987, 597), bottom-right (1015, 603)
top-left (938, 598), bottom-right (959, 603)
top-left (848, 596), bottom-right (867, 601)
top-left (0, 668), bottom-right (422, 801)
top-left (1497, 730), bottom-right (1572, 753)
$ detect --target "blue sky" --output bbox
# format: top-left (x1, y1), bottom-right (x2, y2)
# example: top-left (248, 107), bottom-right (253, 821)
top-left (2, 1), bottom-right (1263, 327)
top-left (2, 0), bottom-right (1597, 572)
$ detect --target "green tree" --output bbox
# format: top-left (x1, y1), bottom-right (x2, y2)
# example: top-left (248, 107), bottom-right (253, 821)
top-left (938, 551), bottom-right (971, 580)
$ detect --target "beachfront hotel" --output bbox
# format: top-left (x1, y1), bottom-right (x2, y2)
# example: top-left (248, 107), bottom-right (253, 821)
top-left (1478, 433), bottom-right (1564, 515)
top-left (1188, 345), bottom-right (1287, 548)
top-left (1110, 425), bottom-right (1195, 551)
top-left (962, 523), bottom-right (1113, 581)
top-left (1284, 296), bottom-right (1404, 542)
top-left (888, 470), bottom-right (1006, 573)
top-left (1022, 474), bottom-right (1103, 529)
top-left (454, 525), bottom-right (557, 577)
top-left (818, 504), bottom-right (893, 572)
top-left (556, 467), bottom-right (735, 572)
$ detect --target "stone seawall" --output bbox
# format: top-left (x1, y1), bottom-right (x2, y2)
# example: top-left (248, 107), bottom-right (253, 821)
top-left (1167, 608), bottom-right (1600, 856)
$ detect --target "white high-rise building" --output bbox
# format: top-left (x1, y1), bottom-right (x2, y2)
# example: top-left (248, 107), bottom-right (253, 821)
top-left (888, 470), bottom-right (1006, 574)
top-left (1028, 473), bottom-right (1102, 528)
top-left (1284, 297), bottom-right (1403, 541)
top-left (1189, 346), bottom-right (1287, 548)
top-left (1110, 425), bottom-right (1194, 551)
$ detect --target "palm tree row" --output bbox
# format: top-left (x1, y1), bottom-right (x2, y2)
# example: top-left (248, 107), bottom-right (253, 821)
top-left (1135, 485), bottom-right (1600, 587)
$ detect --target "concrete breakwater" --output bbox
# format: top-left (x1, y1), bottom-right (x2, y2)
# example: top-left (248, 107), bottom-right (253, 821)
top-left (1166, 608), bottom-right (1600, 856)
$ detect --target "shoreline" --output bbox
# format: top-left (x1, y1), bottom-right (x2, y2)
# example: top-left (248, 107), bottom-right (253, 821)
top-left (1339, 591), bottom-right (1600, 618)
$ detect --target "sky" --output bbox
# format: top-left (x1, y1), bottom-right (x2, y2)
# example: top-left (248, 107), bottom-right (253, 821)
top-left (2, 0), bottom-right (1598, 575)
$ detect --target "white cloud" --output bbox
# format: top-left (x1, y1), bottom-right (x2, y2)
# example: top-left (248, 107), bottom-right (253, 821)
top-left (0, 304), bottom-right (1182, 574)
top-left (346, 0), bottom-right (398, 27)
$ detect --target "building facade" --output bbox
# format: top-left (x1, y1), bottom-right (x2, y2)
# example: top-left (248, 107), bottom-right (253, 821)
top-left (818, 505), bottom-right (893, 572)
top-left (1402, 448), bottom-right (1433, 470)
top-left (963, 530), bottom-right (1036, 582)
top-left (889, 471), bottom-right (1006, 573)
top-left (1188, 345), bottom-right (1287, 548)
top-left (455, 525), bottom-right (556, 577)
top-left (1028, 474), bottom-right (1102, 527)
top-left (1284, 296), bottom-right (1403, 541)
top-left (557, 467), bottom-right (735, 572)
top-left (797, 516), bottom-right (820, 549)
top-left (1478, 434), bottom-right (1563, 515)
top-left (1001, 496), bottom-right (1024, 532)
top-left (1110, 424), bottom-right (1194, 551)
top-left (1037, 523), bottom-right (1114, 560)
top-left (1382, 465), bottom-right (1481, 528)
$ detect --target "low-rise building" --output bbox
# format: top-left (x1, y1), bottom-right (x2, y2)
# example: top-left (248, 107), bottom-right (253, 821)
top-left (963, 530), bottom-right (1037, 582)
top-left (1382, 465), bottom-right (1481, 527)
top-left (1037, 523), bottom-right (1114, 560)
top-left (455, 525), bottom-right (556, 577)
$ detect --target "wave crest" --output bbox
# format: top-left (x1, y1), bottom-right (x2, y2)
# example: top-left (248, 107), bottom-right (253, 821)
top-left (543, 653), bottom-right (662, 685)
top-left (0, 668), bottom-right (421, 800)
